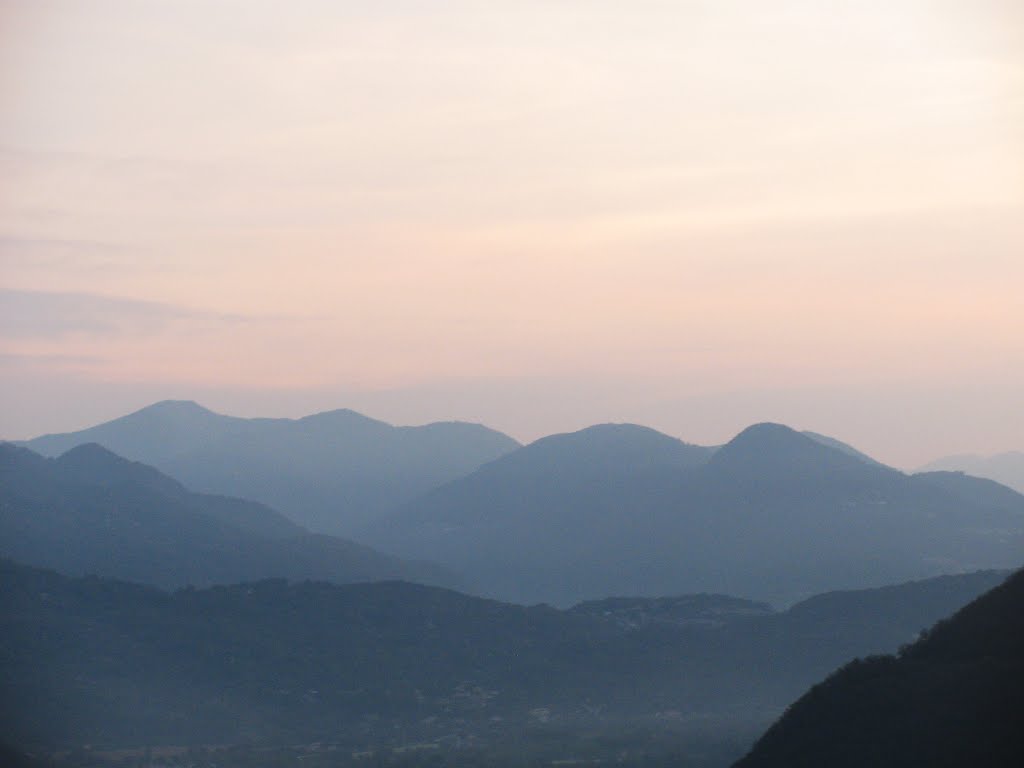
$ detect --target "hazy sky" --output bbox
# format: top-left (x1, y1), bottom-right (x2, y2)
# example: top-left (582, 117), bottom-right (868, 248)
top-left (1, 0), bottom-right (1022, 466)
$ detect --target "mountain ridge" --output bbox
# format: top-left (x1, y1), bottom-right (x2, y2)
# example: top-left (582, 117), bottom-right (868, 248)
top-left (0, 442), bottom-right (457, 590)
top-left (0, 558), bottom-right (1008, 754)
top-left (365, 422), bottom-right (1024, 606)
top-left (917, 450), bottom-right (1024, 495)
top-left (21, 401), bottom-right (521, 534)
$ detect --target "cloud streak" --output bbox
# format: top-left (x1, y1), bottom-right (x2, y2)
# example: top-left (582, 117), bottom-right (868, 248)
top-left (0, 289), bottom-right (260, 340)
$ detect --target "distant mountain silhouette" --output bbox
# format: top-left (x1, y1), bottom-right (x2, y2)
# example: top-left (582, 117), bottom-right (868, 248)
top-left (364, 423), bottom-right (1024, 605)
top-left (0, 559), bottom-right (1004, 752)
top-left (0, 443), bottom-right (455, 589)
top-left (21, 400), bottom-right (520, 534)
top-left (918, 450), bottom-right (1024, 494)
top-left (734, 567), bottom-right (1024, 767)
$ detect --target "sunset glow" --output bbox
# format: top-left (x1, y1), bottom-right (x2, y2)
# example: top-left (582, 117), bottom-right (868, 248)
top-left (2, 0), bottom-right (1022, 465)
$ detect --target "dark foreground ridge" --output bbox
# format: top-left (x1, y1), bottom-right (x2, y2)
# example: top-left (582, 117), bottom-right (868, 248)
top-left (734, 567), bottom-right (1024, 768)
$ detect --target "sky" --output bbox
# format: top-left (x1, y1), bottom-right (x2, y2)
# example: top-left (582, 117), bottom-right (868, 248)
top-left (1, 0), bottom-right (1022, 467)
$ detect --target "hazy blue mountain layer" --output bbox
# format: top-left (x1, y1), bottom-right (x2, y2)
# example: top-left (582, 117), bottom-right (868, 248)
top-left (918, 450), bottom-right (1024, 495)
top-left (0, 443), bottom-right (455, 590)
top-left (22, 400), bottom-right (521, 534)
top-left (365, 422), bottom-right (1024, 605)
top-left (0, 559), bottom-right (1006, 754)
top-left (734, 566), bottom-right (1024, 768)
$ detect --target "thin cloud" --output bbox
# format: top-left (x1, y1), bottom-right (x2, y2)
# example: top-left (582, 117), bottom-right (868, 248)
top-left (0, 235), bottom-right (129, 272)
top-left (0, 289), bottom-right (261, 340)
top-left (0, 350), bottom-right (105, 368)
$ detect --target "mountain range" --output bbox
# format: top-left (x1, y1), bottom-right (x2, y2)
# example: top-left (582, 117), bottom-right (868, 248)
top-left (5, 400), bottom-right (1024, 765)
top-left (21, 400), bottom-right (520, 534)
top-left (0, 442), bottom-right (454, 590)
top-left (363, 422), bottom-right (1024, 605)
top-left (18, 403), bottom-right (1024, 607)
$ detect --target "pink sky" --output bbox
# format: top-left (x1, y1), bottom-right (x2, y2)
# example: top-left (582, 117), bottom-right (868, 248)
top-left (1, 1), bottom-right (1022, 466)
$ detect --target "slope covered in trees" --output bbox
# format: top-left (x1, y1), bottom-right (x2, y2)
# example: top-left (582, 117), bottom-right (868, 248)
top-left (734, 568), bottom-right (1024, 767)
top-left (0, 559), bottom-right (1006, 758)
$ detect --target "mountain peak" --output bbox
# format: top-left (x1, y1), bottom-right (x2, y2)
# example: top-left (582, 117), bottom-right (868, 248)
top-left (55, 442), bottom-right (185, 493)
top-left (515, 422), bottom-right (711, 470)
top-left (0, 441), bottom-right (48, 470)
top-left (135, 400), bottom-right (215, 417)
top-left (299, 407), bottom-right (387, 426)
top-left (530, 422), bottom-right (687, 449)
top-left (58, 441), bottom-right (123, 463)
top-left (112, 400), bottom-right (223, 430)
top-left (575, 422), bottom-right (676, 439)
top-left (708, 422), bottom-right (868, 475)
top-left (725, 422), bottom-right (806, 450)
